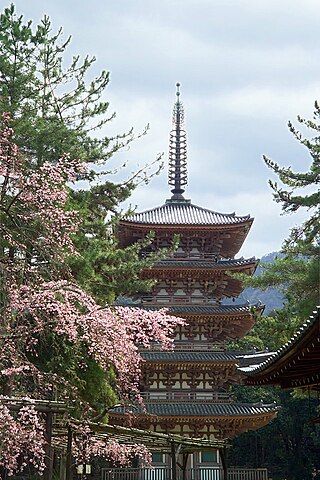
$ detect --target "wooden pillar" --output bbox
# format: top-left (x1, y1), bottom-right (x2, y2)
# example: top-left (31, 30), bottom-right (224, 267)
top-left (181, 453), bottom-right (189, 480)
top-left (219, 447), bottom-right (228, 480)
top-left (44, 411), bottom-right (53, 480)
top-left (171, 442), bottom-right (177, 480)
top-left (59, 452), bottom-right (67, 480)
top-left (66, 425), bottom-right (73, 480)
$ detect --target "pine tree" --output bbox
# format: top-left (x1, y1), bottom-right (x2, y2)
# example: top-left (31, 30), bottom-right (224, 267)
top-left (247, 103), bottom-right (320, 319)
top-left (0, 4), bottom-right (163, 303)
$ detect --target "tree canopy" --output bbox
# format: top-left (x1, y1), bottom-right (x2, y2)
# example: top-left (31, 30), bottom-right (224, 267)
top-left (245, 103), bottom-right (319, 320)
top-left (0, 5), bottom-right (179, 476)
top-left (229, 103), bottom-right (320, 480)
top-left (0, 3), bottom-right (164, 305)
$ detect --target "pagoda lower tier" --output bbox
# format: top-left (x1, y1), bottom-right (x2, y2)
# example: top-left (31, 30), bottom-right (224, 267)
top-left (109, 402), bottom-right (277, 440)
top-left (141, 350), bottom-right (242, 390)
top-left (141, 258), bottom-right (257, 301)
top-left (142, 303), bottom-right (264, 341)
top-left (110, 347), bottom-right (278, 440)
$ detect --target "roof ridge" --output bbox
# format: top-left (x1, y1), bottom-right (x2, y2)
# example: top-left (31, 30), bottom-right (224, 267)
top-left (128, 201), bottom-right (250, 219)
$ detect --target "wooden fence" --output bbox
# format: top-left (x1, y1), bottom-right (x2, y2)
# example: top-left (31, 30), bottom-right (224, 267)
top-left (101, 467), bottom-right (269, 480)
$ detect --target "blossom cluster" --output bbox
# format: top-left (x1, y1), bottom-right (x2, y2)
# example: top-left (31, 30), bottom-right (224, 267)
top-left (6, 280), bottom-right (183, 397)
top-left (0, 112), bottom-right (86, 260)
top-left (72, 423), bottom-right (152, 468)
top-left (0, 402), bottom-right (46, 477)
top-left (0, 114), bottom-right (185, 475)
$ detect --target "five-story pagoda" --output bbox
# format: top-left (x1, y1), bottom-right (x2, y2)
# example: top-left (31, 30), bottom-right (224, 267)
top-left (112, 84), bottom-right (277, 467)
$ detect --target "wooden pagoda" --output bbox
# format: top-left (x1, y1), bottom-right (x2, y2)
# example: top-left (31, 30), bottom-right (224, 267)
top-left (111, 84), bottom-right (277, 468)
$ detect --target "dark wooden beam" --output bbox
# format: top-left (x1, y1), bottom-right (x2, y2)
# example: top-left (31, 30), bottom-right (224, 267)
top-left (170, 442), bottom-right (177, 480)
top-left (44, 412), bottom-right (53, 480)
top-left (66, 425), bottom-right (73, 480)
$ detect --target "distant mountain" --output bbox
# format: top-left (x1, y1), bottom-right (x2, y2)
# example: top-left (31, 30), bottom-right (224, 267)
top-left (240, 251), bottom-right (285, 314)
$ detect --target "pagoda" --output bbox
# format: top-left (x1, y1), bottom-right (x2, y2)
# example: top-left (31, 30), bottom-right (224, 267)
top-left (111, 84), bottom-right (277, 467)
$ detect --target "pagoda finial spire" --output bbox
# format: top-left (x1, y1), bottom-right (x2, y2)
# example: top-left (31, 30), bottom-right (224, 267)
top-left (168, 82), bottom-right (188, 201)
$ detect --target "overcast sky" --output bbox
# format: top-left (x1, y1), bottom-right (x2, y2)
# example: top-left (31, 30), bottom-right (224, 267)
top-left (11, 0), bottom-right (319, 258)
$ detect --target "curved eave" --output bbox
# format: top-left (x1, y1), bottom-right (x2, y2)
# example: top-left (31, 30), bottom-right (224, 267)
top-left (110, 402), bottom-right (278, 418)
top-left (109, 403), bottom-right (278, 439)
top-left (117, 208), bottom-right (253, 256)
top-left (168, 304), bottom-right (265, 318)
top-left (119, 218), bottom-right (253, 231)
top-left (119, 202), bottom-right (253, 227)
top-left (141, 351), bottom-right (239, 364)
top-left (139, 304), bottom-right (263, 341)
top-left (142, 259), bottom-right (257, 299)
top-left (118, 219), bottom-right (253, 256)
top-left (241, 307), bottom-right (320, 388)
top-left (121, 303), bottom-right (264, 316)
top-left (143, 258), bottom-right (258, 276)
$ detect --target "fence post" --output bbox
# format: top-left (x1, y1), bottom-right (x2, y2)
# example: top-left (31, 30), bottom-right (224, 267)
top-left (66, 425), bottom-right (73, 480)
top-left (171, 443), bottom-right (177, 480)
top-left (219, 447), bottom-right (228, 480)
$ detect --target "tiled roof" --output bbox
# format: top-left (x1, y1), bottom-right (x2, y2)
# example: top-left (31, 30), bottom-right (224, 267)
top-left (141, 351), bottom-right (239, 362)
top-left (145, 402), bottom-right (277, 417)
top-left (238, 352), bottom-right (275, 368)
top-left (136, 303), bottom-right (262, 315)
top-left (121, 202), bottom-right (251, 226)
top-left (166, 303), bottom-right (261, 314)
top-left (114, 402), bottom-right (277, 417)
top-left (240, 306), bottom-right (320, 375)
top-left (153, 258), bottom-right (256, 268)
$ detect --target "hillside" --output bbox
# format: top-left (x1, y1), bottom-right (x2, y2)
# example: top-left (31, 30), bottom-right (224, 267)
top-left (240, 252), bottom-right (285, 314)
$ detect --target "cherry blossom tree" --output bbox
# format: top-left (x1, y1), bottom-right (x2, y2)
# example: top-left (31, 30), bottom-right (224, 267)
top-left (0, 403), bottom-right (46, 476)
top-left (0, 115), bottom-right (183, 477)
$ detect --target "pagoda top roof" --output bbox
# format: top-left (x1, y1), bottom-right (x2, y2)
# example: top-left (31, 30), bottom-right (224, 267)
top-left (121, 201), bottom-right (252, 227)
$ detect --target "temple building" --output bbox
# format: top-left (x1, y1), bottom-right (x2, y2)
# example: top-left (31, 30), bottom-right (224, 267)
top-left (240, 306), bottom-right (320, 390)
top-left (111, 84), bottom-right (277, 469)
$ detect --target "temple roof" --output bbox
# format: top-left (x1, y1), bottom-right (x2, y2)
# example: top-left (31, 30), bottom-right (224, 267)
top-left (141, 351), bottom-right (239, 362)
top-left (238, 351), bottom-right (275, 368)
top-left (113, 402), bottom-right (277, 417)
top-left (144, 402), bottom-right (277, 417)
top-left (121, 202), bottom-right (251, 227)
top-left (240, 306), bottom-right (320, 389)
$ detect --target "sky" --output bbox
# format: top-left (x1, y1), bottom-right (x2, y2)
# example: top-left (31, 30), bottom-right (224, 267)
top-left (10, 0), bottom-right (320, 258)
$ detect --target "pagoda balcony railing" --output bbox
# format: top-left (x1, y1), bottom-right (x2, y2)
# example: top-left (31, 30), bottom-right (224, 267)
top-left (102, 467), bottom-right (269, 480)
top-left (141, 343), bottom-right (225, 352)
top-left (141, 252), bottom-right (218, 261)
top-left (140, 391), bottom-right (232, 403)
top-left (142, 295), bottom-right (219, 305)
top-left (173, 252), bottom-right (218, 261)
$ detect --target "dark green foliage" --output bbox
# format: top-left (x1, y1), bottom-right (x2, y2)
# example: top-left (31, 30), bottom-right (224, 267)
top-left (230, 103), bottom-right (320, 477)
top-left (265, 107), bottom-right (320, 244)
top-left (0, 2), bottom-right (167, 298)
top-left (0, 4), bottom-right (163, 411)
top-left (244, 103), bottom-right (319, 318)
top-left (229, 306), bottom-right (301, 353)
top-left (229, 389), bottom-right (320, 480)
top-left (0, 4), bottom-right (163, 303)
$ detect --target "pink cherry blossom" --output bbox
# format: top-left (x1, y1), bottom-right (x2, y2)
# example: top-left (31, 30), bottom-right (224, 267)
top-left (0, 114), bottom-right (185, 475)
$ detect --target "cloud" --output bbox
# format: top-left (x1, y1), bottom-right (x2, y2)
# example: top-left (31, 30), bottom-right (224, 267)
top-left (10, 0), bottom-right (318, 259)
